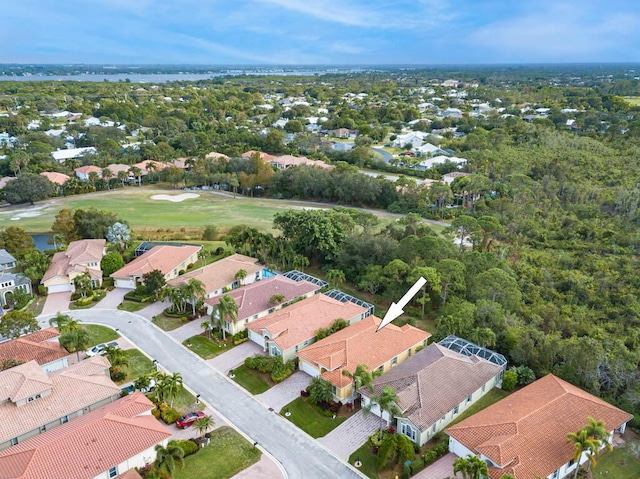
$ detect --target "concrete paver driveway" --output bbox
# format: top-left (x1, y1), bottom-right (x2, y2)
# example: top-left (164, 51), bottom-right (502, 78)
top-left (208, 341), bottom-right (265, 374)
top-left (412, 453), bottom-right (461, 479)
top-left (40, 292), bottom-right (71, 316)
top-left (93, 288), bottom-right (128, 309)
top-left (319, 411), bottom-right (379, 460)
top-left (257, 371), bottom-right (312, 412)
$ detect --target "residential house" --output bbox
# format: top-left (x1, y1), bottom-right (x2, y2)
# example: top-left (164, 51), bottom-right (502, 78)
top-left (106, 163), bottom-right (133, 179)
top-left (392, 132), bottom-right (428, 149)
top-left (0, 356), bottom-right (121, 451)
top-left (51, 147), bottom-right (97, 163)
top-left (40, 171), bottom-right (70, 187)
top-left (74, 165), bottom-right (103, 181)
top-left (417, 155), bottom-right (467, 170)
top-left (205, 151), bottom-right (230, 161)
top-left (167, 253), bottom-right (264, 299)
top-left (0, 176), bottom-right (15, 189)
top-left (0, 249), bottom-right (31, 307)
top-left (133, 160), bottom-right (167, 176)
top-left (248, 293), bottom-right (370, 362)
top-left (111, 245), bottom-right (202, 289)
top-left (297, 316), bottom-right (430, 403)
top-left (414, 142), bottom-right (445, 157)
top-left (206, 272), bottom-right (325, 335)
top-left (241, 150), bottom-right (275, 162)
top-left (446, 374), bottom-right (633, 479)
top-left (269, 155), bottom-right (335, 170)
top-left (0, 392), bottom-right (171, 478)
top-left (329, 128), bottom-right (358, 139)
top-left (42, 239), bottom-right (106, 294)
top-left (442, 171), bottom-right (470, 185)
top-left (360, 338), bottom-right (505, 446)
top-left (0, 327), bottom-right (70, 374)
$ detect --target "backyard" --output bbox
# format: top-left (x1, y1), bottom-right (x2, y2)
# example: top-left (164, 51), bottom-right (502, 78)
top-left (594, 437), bottom-right (640, 479)
top-left (280, 397), bottom-right (349, 438)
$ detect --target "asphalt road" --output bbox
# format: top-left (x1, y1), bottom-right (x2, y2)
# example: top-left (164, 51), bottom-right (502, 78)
top-left (42, 309), bottom-right (366, 479)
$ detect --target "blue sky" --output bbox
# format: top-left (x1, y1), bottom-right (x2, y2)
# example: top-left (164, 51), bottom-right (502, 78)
top-left (2, 0), bottom-right (639, 64)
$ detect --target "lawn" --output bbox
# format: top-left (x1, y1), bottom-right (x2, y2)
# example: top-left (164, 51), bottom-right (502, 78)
top-left (232, 364), bottom-right (273, 394)
top-left (173, 426), bottom-right (261, 479)
top-left (281, 397), bottom-right (348, 438)
top-left (594, 438), bottom-right (640, 479)
top-left (623, 97), bottom-right (640, 106)
top-left (448, 387), bottom-right (511, 427)
top-left (80, 324), bottom-right (119, 347)
top-left (117, 349), bottom-right (155, 384)
top-left (171, 385), bottom-right (205, 414)
top-left (183, 335), bottom-right (235, 359)
top-left (349, 443), bottom-right (379, 479)
top-left (117, 300), bottom-right (149, 312)
top-left (152, 314), bottom-right (187, 331)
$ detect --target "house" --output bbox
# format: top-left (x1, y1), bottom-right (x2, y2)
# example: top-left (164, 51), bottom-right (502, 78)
top-left (51, 147), bottom-right (97, 163)
top-left (0, 392), bottom-right (171, 478)
top-left (74, 165), bottom-right (103, 181)
top-left (248, 293), bottom-right (370, 362)
top-left (269, 155), bottom-right (335, 170)
top-left (442, 171), bottom-right (470, 185)
top-left (106, 163), bottom-right (133, 179)
top-left (206, 272), bottom-right (325, 335)
top-left (297, 316), bottom-right (430, 403)
top-left (40, 172), bottom-right (70, 186)
top-left (0, 328), bottom-right (70, 374)
top-left (0, 177), bottom-right (16, 189)
top-left (241, 150), bottom-right (275, 162)
top-left (417, 155), bottom-right (467, 170)
top-left (41, 239), bottom-right (106, 294)
top-left (0, 249), bottom-right (31, 307)
top-left (360, 337), bottom-right (506, 446)
top-left (392, 132), bottom-right (427, 149)
top-left (167, 253), bottom-right (264, 299)
top-left (205, 151), bottom-right (230, 161)
top-left (111, 244), bottom-right (202, 289)
top-left (0, 356), bottom-right (121, 451)
top-left (329, 128), bottom-right (358, 139)
top-left (446, 374), bottom-right (633, 479)
top-left (133, 160), bottom-right (167, 175)
top-left (0, 249), bottom-right (17, 272)
top-left (414, 143), bottom-right (444, 157)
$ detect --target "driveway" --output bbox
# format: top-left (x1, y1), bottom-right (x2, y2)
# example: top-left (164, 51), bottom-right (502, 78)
top-left (319, 412), bottom-right (379, 460)
top-left (257, 371), bottom-right (311, 411)
top-left (234, 455), bottom-right (284, 479)
top-left (94, 288), bottom-right (128, 309)
top-left (208, 341), bottom-right (265, 374)
top-left (40, 292), bottom-right (71, 316)
top-left (169, 317), bottom-right (208, 343)
top-left (44, 309), bottom-right (366, 479)
top-left (412, 453), bottom-right (461, 479)
top-left (136, 299), bottom-right (171, 320)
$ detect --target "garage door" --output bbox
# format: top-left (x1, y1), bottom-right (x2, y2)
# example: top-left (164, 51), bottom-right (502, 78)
top-left (47, 283), bottom-right (72, 293)
top-left (300, 360), bottom-right (319, 378)
top-left (248, 329), bottom-right (265, 348)
top-left (115, 279), bottom-right (136, 289)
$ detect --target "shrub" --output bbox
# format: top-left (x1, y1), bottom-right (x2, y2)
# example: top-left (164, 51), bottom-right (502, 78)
top-left (411, 455), bottom-right (425, 474)
top-left (120, 389), bottom-right (130, 397)
top-left (151, 407), bottom-right (161, 419)
top-left (401, 464), bottom-right (411, 479)
top-left (110, 370), bottom-right (126, 382)
top-left (202, 225), bottom-right (218, 241)
top-left (396, 434), bottom-right (415, 465)
top-left (513, 365), bottom-right (536, 385)
top-left (422, 438), bottom-right (450, 466)
top-left (76, 295), bottom-right (95, 306)
top-left (160, 407), bottom-right (181, 424)
top-left (38, 284), bottom-right (47, 296)
top-left (502, 369), bottom-right (518, 391)
top-left (93, 289), bottom-right (107, 301)
top-left (174, 439), bottom-right (199, 457)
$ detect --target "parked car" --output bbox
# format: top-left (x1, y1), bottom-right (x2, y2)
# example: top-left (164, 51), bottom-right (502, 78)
top-left (175, 411), bottom-right (205, 429)
top-left (86, 341), bottom-right (119, 357)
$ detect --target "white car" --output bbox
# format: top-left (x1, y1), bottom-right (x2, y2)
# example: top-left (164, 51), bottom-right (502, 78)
top-left (86, 341), bottom-right (119, 357)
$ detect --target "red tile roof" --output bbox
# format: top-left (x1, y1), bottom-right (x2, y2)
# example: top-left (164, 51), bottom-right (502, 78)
top-left (41, 239), bottom-right (105, 283)
top-left (39, 172), bottom-right (70, 185)
top-left (297, 316), bottom-right (430, 388)
top-left (0, 328), bottom-right (68, 366)
top-left (0, 393), bottom-right (170, 479)
top-left (241, 150), bottom-right (275, 161)
top-left (206, 274), bottom-right (320, 321)
top-left (248, 294), bottom-right (368, 351)
top-left (74, 165), bottom-right (102, 175)
top-left (446, 374), bottom-right (633, 479)
top-left (111, 245), bottom-right (202, 279)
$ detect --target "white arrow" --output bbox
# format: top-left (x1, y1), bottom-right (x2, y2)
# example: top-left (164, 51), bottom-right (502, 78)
top-left (376, 276), bottom-right (427, 332)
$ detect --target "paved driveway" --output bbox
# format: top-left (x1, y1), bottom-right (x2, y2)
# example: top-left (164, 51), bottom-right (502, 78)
top-left (319, 412), bottom-right (379, 460)
top-left (257, 371), bottom-right (312, 411)
top-left (44, 309), bottom-right (366, 479)
top-left (412, 453), bottom-right (461, 479)
top-left (136, 299), bottom-right (171, 320)
top-left (169, 317), bottom-right (208, 343)
top-left (94, 288), bottom-right (128, 309)
top-left (40, 292), bottom-right (72, 316)
top-left (208, 341), bottom-right (265, 374)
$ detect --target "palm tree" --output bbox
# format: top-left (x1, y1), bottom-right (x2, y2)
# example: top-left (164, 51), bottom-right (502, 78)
top-left (213, 294), bottom-right (238, 340)
top-left (342, 363), bottom-right (379, 401)
top-left (117, 170), bottom-right (128, 188)
top-left (101, 167), bottom-right (113, 190)
top-left (184, 278), bottom-right (206, 316)
top-left (584, 416), bottom-right (612, 448)
top-left (326, 269), bottom-right (346, 289)
top-left (307, 377), bottom-right (334, 405)
top-left (292, 255), bottom-right (309, 272)
top-left (365, 385), bottom-right (402, 440)
top-left (134, 373), bottom-right (152, 392)
top-left (567, 429), bottom-right (599, 479)
top-left (193, 415), bottom-right (215, 440)
top-left (163, 286), bottom-right (186, 314)
top-left (58, 328), bottom-right (90, 361)
top-left (453, 455), bottom-right (472, 479)
top-left (162, 372), bottom-right (183, 408)
top-left (201, 320), bottom-right (212, 340)
top-left (154, 440), bottom-right (185, 477)
top-left (49, 313), bottom-right (79, 333)
top-left (466, 455), bottom-right (489, 479)
top-left (234, 269), bottom-right (247, 287)
top-left (74, 271), bottom-right (93, 298)
top-left (129, 166), bottom-right (143, 186)
top-left (104, 345), bottom-right (129, 376)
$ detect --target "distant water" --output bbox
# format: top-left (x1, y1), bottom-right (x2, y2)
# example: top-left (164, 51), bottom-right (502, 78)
top-left (31, 233), bottom-right (53, 251)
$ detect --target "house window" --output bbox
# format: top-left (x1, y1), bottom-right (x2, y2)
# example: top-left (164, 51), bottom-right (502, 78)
top-left (295, 345), bottom-right (299, 352)
top-left (441, 415), bottom-right (446, 422)
top-left (35, 394), bottom-right (41, 399)
top-left (108, 467), bottom-right (118, 478)
top-left (453, 405), bottom-right (459, 415)
top-left (10, 438), bottom-right (18, 446)
top-left (245, 318), bottom-right (249, 324)
top-left (391, 357), bottom-right (398, 366)
top-left (552, 470), bottom-right (559, 479)
top-left (61, 416), bottom-right (69, 424)
top-left (482, 383), bottom-right (486, 393)
top-left (401, 423), bottom-right (416, 441)
top-left (27, 396), bottom-right (34, 402)
top-left (39, 425), bottom-right (46, 433)
top-left (377, 366), bottom-right (384, 373)
top-left (431, 425), bottom-right (436, 433)
top-left (568, 459), bottom-right (575, 467)
top-left (408, 348), bottom-right (412, 357)
top-left (466, 394), bottom-right (472, 404)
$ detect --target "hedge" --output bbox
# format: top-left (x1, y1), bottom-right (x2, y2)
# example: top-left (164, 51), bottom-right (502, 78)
top-left (174, 439), bottom-right (199, 457)
top-left (76, 295), bottom-right (95, 306)
top-left (161, 407), bottom-right (181, 424)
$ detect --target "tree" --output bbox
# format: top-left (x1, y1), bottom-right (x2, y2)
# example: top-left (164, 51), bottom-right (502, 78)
top-left (453, 455), bottom-right (472, 479)
top-left (183, 278), bottom-right (206, 316)
top-left (129, 166), bottom-right (143, 186)
top-left (154, 440), bottom-right (185, 477)
top-left (104, 345), bottom-right (129, 376)
top-left (161, 372), bottom-right (183, 409)
top-left (49, 313), bottom-right (79, 333)
top-left (326, 269), bottom-right (346, 289)
top-left (201, 320), bottom-right (212, 340)
top-left (59, 328), bottom-right (90, 361)
top-left (567, 429), bottom-right (599, 479)
top-left (0, 226), bottom-right (34, 260)
top-left (117, 170), bottom-right (128, 188)
top-left (449, 215), bottom-right (480, 252)
top-left (74, 271), bottom-right (93, 298)
top-left (101, 251), bottom-right (125, 276)
top-left (22, 250), bottom-right (51, 283)
top-left (74, 208), bottom-right (120, 239)
top-left (342, 364), bottom-right (379, 400)
top-left (435, 259), bottom-right (465, 308)
top-left (143, 269), bottom-right (167, 299)
top-left (213, 294), bottom-right (238, 340)
top-left (501, 369), bottom-right (518, 391)
top-left (234, 269), bottom-right (247, 286)
top-left (408, 266), bottom-right (441, 322)
top-left (0, 310), bottom-right (39, 338)
top-left (50, 209), bottom-right (78, 244)
top-left (307, 377), bottom-right (334, 405)
top-left (584, 417), bottom-right (611, 447)
top-left (2, 173), bottom-right (53, 205)
top-left (106, 222), bottom-right (131, 252)
top-left (193, 415), bottom-right (215, 440)
top-left (101, 167), bottom-right (113, 190)
top-left (268, 294), bottom-right (285, 306)
top-left (365, 385), bottom-right (402, 440)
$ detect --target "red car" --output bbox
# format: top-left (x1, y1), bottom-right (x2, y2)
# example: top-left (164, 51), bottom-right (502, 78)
top-left (175, 411), bottom-right (205, 429)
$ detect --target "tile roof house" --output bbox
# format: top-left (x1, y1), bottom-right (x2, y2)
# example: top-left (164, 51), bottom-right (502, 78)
top-left (41, 239), bottom-right (106, 294)
top-left (206, 273), bottom-right (323, 335)
top-left (247, 293), bottom-right (369, 362)
top-left (0, 356), bottom-right (121, 451)
top-left (269, 155), bottom-right (335, 170)
top-left (360, 342), bottom-right (504, 446)
top-left (167, 253), bottom-right (264, 299)
top-left (0, 328), bottom-right (70, 374)
top-left (442, 171), bottom-right (470, 185)
top-left (74, 165), bottom-right (103, 181)
top-left (0, 392), bottom-right (171, 479)
top-left (133, 160), bottom-right (167, 175)
top-left (39, 172), bottom-right (70, 186)
top-left (0, 177), bottom-right (16, 189)
top-left (297, 316), bottom-right (431, 403)
top-left (446, 374), bottom-right (633, 479)
top-left (205, 151), bottom-right (230, 161)
top-left (241, 150), bottom-right (275, 162)
top-left (106, 163), bottom-right (133, 177)
top-left (111, 245), bottom-right (202, 289)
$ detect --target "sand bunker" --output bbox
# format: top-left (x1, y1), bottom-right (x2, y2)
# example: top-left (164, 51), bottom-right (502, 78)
top-left (10, 211), bottom-right (43, 220)
top-left (150, 193), bottom-right (200, 203)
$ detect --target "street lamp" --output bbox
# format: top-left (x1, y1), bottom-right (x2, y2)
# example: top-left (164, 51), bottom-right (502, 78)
top-left (196, 394), bottom-right (201, 404)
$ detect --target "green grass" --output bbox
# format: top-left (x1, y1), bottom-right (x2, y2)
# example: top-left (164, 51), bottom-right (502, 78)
top-left (349, 443), bottom-right (379, 479)
top-left (232, 364), bottom-right (273, 394)
top-left (183, 335), bottom-right (234, 359)
top-left (117, 300), bottom-right (149, 312)
top-left (69, 300), bottom-right (98, 310)
top-left (117, 349), bottom-right (155, 384)
top-left (281, 397), bottom-right (347, 438)
top-left (448, 387), bottom-right (512, 427)
top-left (173, 426), bottom-right (261, 479)
top-left (623, 97), bottom-right (640, 106)
top-left (80, 324), bottom-right (119, 347)
top-left (594, 439), bottom-right (640, 479)
top-left (171, 385), bottom-right (205, 414)
top-left (152, 314), bottom-right (187, 331)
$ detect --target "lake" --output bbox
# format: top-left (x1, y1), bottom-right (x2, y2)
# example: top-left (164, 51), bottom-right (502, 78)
top-left (31, 233), bottom-right (53, 251)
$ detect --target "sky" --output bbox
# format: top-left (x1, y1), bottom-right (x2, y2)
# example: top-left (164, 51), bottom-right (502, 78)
top-left (2, 0), bottom-right (639, 65)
